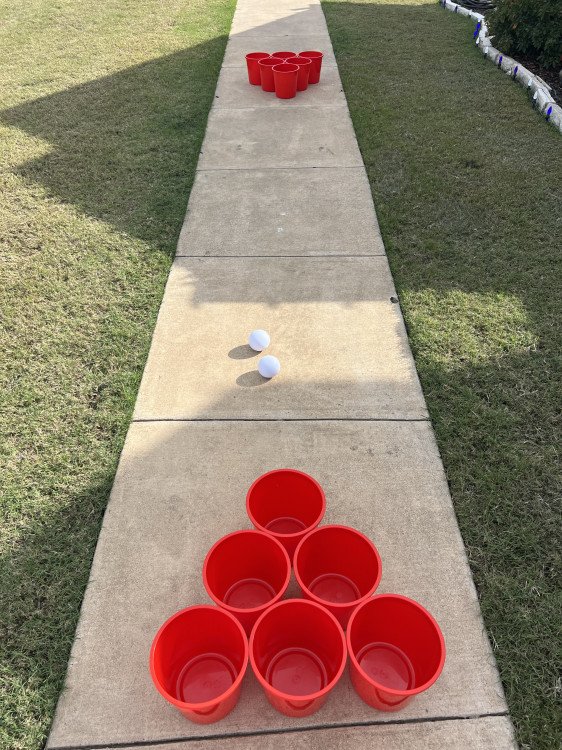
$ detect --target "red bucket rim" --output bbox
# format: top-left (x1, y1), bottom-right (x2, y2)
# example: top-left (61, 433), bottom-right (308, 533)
top-left (149, 604), bottom-right (249, 711)
top-left (272, 63), bottom-right (299, 72)
top-left (258, 56), bottom-right (284, 67)
top-left (346, 594), bottom-right (446, 696)
top-left (203, 529), bottom-right (291, 614)
top-left (249, 598), bottom-right (347, 702)
top-left (246, 469), bottom-right (326, 539)
top-left (293, 524), bottom-right (382, 609)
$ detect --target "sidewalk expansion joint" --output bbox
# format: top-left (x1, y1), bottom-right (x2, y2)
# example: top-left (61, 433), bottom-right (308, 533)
top-left (222, 34), bottom-right (334, 39)
top-left (131, 417), bottom-right (431, 423)
top-left (196, 165), bottom-right (365, 172)
top-left (210, 104), bottom-right (349, 110)
top-left (174, 254), bottom-right (388, 258)
top-left (194, 164), bottom-right (364, 172)
top-left (212, 104), bottom-right (348, 110)
top-left (48, 711), bottom-right (510, 750)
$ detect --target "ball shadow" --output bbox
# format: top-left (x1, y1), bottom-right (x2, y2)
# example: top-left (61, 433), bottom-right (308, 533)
top-left (228, 345), bottom-right (259, 360)
top-left (236, 371), bottom-right (269, 387)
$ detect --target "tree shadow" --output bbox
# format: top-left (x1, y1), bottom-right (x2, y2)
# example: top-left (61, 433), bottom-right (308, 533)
top-left (321, 0), bottom-right (561, 296)
top-left (0, 3), bottom-right (329, 257)
top-left (1, 27), bottom-right (233, 748)
top-left (2, 4), bottom-right (560, 749)
top-left (3, 354), bottom-right (558, 746)
top-left (0, 469), bottom-right (118, 745)
top-left (1, 40), bottom-right (228, 254)
top-left (321, 3), bottom-right (561, 748)
top-left (40, 406), bottom-right (508, 746)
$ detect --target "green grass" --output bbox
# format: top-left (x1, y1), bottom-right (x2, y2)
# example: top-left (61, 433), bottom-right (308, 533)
top-left (322, 1), bottom-right (561, 748)
top-left (0, 1), bottom-right (235, 747)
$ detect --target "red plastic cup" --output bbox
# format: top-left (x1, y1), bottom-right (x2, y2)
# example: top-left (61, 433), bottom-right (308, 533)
top-left (149, 605), bottom-right (248, 724)
top-left (245, 52), bottom-right (270, 85)
top-left (250, 599), bottom-right (347, 717)
top-left (246, 469), bottom-right (326, 560)
top-left (294, 525), bottom-right (382, 628)
top-left (271, 51), bottom-right (297, 60)
top-left (347, 595), bottom-right (446, 712)
top-left (203, 530), bottom-right (291, 636)
top-left (299, 50), bottom-right (323, 84)
top-left (258, 56), bottom-right (285, 92)
top-left (273, 63), bottom-right (299, 99)
top-left (290, 56), bottom-right (312, 91)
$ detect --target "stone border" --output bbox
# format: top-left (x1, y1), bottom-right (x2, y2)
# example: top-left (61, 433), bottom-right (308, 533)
top-left (440, 0), bottom-right (562, 133)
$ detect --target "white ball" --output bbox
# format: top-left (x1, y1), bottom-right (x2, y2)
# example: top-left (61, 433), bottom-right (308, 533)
top-left (248, 329), bottom-right (270, 352)
top-left (258, 355), bottom-right (281, 379)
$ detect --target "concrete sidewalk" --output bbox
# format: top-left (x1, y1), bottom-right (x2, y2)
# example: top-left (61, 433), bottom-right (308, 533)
top-left (47, 1), bottom-right (515, 748)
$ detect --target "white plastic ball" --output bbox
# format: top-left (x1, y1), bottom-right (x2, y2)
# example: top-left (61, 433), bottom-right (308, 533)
top-left (258, 355), bottom-right (281, 379)
top-left (248, 329), bottom-right (271, 352)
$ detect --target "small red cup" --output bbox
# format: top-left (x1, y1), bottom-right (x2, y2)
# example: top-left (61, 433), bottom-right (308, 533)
top-left (299, 50), bottom-right (323, 83)
top-left (149, 605), bottom-right (248, 724)
top-left (347, 595), bottom-right (446, 711)
top-left (250, 599), bottom-right (347, 717)
top-left (258, 56), bottom-right (284, 92)
top-left (246, 469), bottom-right (326, 560)
top-left (203, 530), bottom-right (291, 636)
top-left (245, 52), bottom-right (270, 85)
top-left (294, 525), bottom-right (382, 628)
top-left (271, 51), bottom-right (297, 60)
top-left (290, 56), bottom-right (312, 91)
top-left (273, 63), bottom-right (299, 99)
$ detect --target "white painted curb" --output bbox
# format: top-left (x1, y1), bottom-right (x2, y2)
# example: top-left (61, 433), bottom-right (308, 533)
top-left (440, 0), bottom-right (562, 133)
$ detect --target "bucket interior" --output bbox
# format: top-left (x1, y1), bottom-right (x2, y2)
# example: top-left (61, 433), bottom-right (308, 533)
top-left (349, 597), bottom-right (443, 691)
top-left (253, 601), bottom-right (344, 696)
top-left (296, 526), bottom-right (380, 602)
top-left (248, 471), bottom-right (324, 534)
top-left (206, 532), bottom-right (289, 609)
top-left (153, 609), bottom-right (245, 704)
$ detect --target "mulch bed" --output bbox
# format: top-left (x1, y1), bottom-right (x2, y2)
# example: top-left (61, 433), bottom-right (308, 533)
top-left (514, 54), bottom-right (562, 106)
